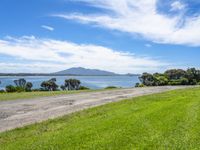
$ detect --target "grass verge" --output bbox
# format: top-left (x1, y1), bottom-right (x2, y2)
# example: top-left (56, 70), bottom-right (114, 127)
top-left (0, 90), bottom-right (93, 101)
top-left (1, 87), bottom-right (200, 149)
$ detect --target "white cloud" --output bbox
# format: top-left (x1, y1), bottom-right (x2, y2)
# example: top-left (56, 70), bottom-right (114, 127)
top-left (0, 36), bottom-right (167, 73)
top-left (41, 25), bottom-right (54, 31)
top-left (171, 1), bottom-right (186, 11)
top-left (54, 0), bottom-right (200, 46)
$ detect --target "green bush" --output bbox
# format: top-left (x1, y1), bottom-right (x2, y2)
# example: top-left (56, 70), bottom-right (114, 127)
top-left (189, 79), bottom-right (197, 85)
top-left (180, 78), bottom-right (189, 85)
top-left (140, 68), bottom-right (200, 86)
top-left (155, 76), bottom-right (169, 86)
top-left (15, 87), bottom-right (25, 92)
top-left (168, 80), bottom-right (181, 86)
top-left (135, 83), bottom-right (145, 87)
top-left (0, 89), bottom-right (5, 93)
top-left (104, 86), bottom-right (118, 89)
top-left (135, 83), bottom-right (140, 87)
top-left (6, 85), bottom-right (17, 93)
top-left (79, 86), bottom-right (90, 90)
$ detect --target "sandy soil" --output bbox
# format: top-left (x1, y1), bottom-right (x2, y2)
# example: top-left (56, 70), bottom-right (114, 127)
top-left (0, 86), bottom-right (191, 132)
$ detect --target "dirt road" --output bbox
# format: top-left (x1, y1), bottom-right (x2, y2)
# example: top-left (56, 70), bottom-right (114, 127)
top-left (0, 86), bottom-right (190, 132)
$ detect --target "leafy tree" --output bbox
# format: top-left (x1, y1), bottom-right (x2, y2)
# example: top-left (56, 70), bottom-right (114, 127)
top-left (65, 79), bottom-right (81, 90)
top-left (41, 81), bottom-right (49, 91)
top-left (60, 85), bottom-right (66, 91)
top-left (41, 78), bottom-right (58, 91)
top-left (139, 73), bottom-right (155, 86)
top-left (25, 82), bottom-right (33, 91)
top-left (164, 69), bottom-right (186, 80)
top-left (139, 68), bottom-right (200, 86)
top-left (14, 78), bottom-right (26, 88)
top-left (155, 76), bottom-right (169, 86)
top-left (186, 68), bottom-right (200, 84)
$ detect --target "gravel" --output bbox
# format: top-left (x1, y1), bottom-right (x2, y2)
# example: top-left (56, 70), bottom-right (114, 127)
top-left (0, 86), bottom-right (192, 132)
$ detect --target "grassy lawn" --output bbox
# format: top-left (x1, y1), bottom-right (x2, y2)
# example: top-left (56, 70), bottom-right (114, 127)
top-left (0, 90), bottom-right (93, 101)
top-left (0, 88), bottom-right (121, 101)
top-left (1, 87), bottom-right (200, 149)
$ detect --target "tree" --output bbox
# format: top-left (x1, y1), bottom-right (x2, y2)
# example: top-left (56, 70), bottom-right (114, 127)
top-left (139, 73), bottom-right (155, 86)
top-left (41, 81), bottom-right (49, 91)
top-left (14, 78), bottom-right (26, 88)
top-left (65, 79), bottom-right (81, 90)
top-left (48, 78), bottom-right (58, 91)
top-left (41, 78), bottom-right (58, 91)
top-left (25, 82), bottom-right (33, 91)
top-left (155, 76), bottom-right (169, 86)
top-left (139, 68), bottom-right (199, 87)
top-left (164, 69), bottom-right (186, 80)
top-left (60, 85), bottom-right (66, 91)
top-left (186, 68), bottom-right (200, 84)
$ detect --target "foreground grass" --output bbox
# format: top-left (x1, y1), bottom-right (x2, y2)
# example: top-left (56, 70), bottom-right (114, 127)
top-left (1, 87), bottom-right (200, 149)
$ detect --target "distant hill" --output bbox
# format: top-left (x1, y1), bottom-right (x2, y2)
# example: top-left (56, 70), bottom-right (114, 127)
top-left (54, 67), bottom-right (118, 76)
top-left (0, 67), bottom-right (139, 76)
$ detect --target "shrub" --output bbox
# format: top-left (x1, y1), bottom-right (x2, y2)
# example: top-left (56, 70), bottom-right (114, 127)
top-left (79, 86), bottom-right (90, 90)
top-left (138, 84), bottom-right (146, 87)
top-left (104, 86), bottom-right (118, 89)
top-left (155, 76), bottom-right (169, 86)
top-left (15, 86), bottom-right (25, 92)
top-left (31, 89), bottom-right (42, 92)
top-left (6, 85), bottom-right (17, 93)
top-left (135, 83), bottom-right (140, 87)
top-left (0, 89), bottom-right (5, 93)
top-left (60, 85), bottom-right (66, 91)
top-left (189, 79), bottom-right (197, 85)
top-left (25, 82), bottom-right (33, 92)
top-left (180, 78), bottom-right (189, 85)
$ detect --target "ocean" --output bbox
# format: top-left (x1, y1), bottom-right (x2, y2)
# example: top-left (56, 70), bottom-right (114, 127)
top-left (0, 75), bottom-right (140, 90)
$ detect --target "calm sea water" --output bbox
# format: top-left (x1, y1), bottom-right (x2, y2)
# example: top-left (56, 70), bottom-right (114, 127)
top-left (0, 76), bottom-right (140, 90)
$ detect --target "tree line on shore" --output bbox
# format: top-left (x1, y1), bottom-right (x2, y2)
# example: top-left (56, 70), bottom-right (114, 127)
top-left (0, 78), bottom-right (89, 93)
top-left (0, 68), bottom-right (199, 93)
top-left (136, 68), bottom-right (200, 87)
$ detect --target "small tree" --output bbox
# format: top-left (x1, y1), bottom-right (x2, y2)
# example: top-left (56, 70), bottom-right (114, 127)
top-left (65, 79), bottom-right (81, 90)
top-left (25, 82), bottom-right (33, 91)
top-left (14, 78), bottom-right (26, 89)
top-left (41, 78), bottom-right (58, 91)
top-left (164, 69), bottom-right (186, 80)
top-left (60, 85), bottom-right (66, 91)
top-left (139, 73), bottom-right (155, 86)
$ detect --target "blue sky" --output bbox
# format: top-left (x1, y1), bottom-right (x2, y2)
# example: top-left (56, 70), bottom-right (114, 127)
top-left (0, 0), bottom-right (199, 74)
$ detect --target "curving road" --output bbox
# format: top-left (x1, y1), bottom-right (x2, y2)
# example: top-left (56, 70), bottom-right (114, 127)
top-left (0, 86), bottom-right (191, 132)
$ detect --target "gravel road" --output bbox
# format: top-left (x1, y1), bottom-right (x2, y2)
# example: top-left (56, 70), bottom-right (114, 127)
top-left (0, 86), bottom-right (191, 132)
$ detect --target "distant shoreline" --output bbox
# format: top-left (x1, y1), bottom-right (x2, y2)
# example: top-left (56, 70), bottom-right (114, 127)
top-left (0, 73), bottom-right (140, 77)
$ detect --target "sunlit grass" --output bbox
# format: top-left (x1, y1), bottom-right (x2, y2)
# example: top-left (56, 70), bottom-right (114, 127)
top-left (1, 87), bottom-right (200, 149)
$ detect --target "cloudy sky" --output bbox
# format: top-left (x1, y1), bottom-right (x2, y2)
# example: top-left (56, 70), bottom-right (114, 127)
top-left (0, 0), bottom-right (199, 74)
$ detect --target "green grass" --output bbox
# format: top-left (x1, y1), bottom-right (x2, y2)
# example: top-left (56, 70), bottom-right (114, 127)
top-left (0, 90), bottom-right (92, 101)
top-left (1, 87), bottom-right (200, 149)
top-left (0, 88), bottom-right (121, 101)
